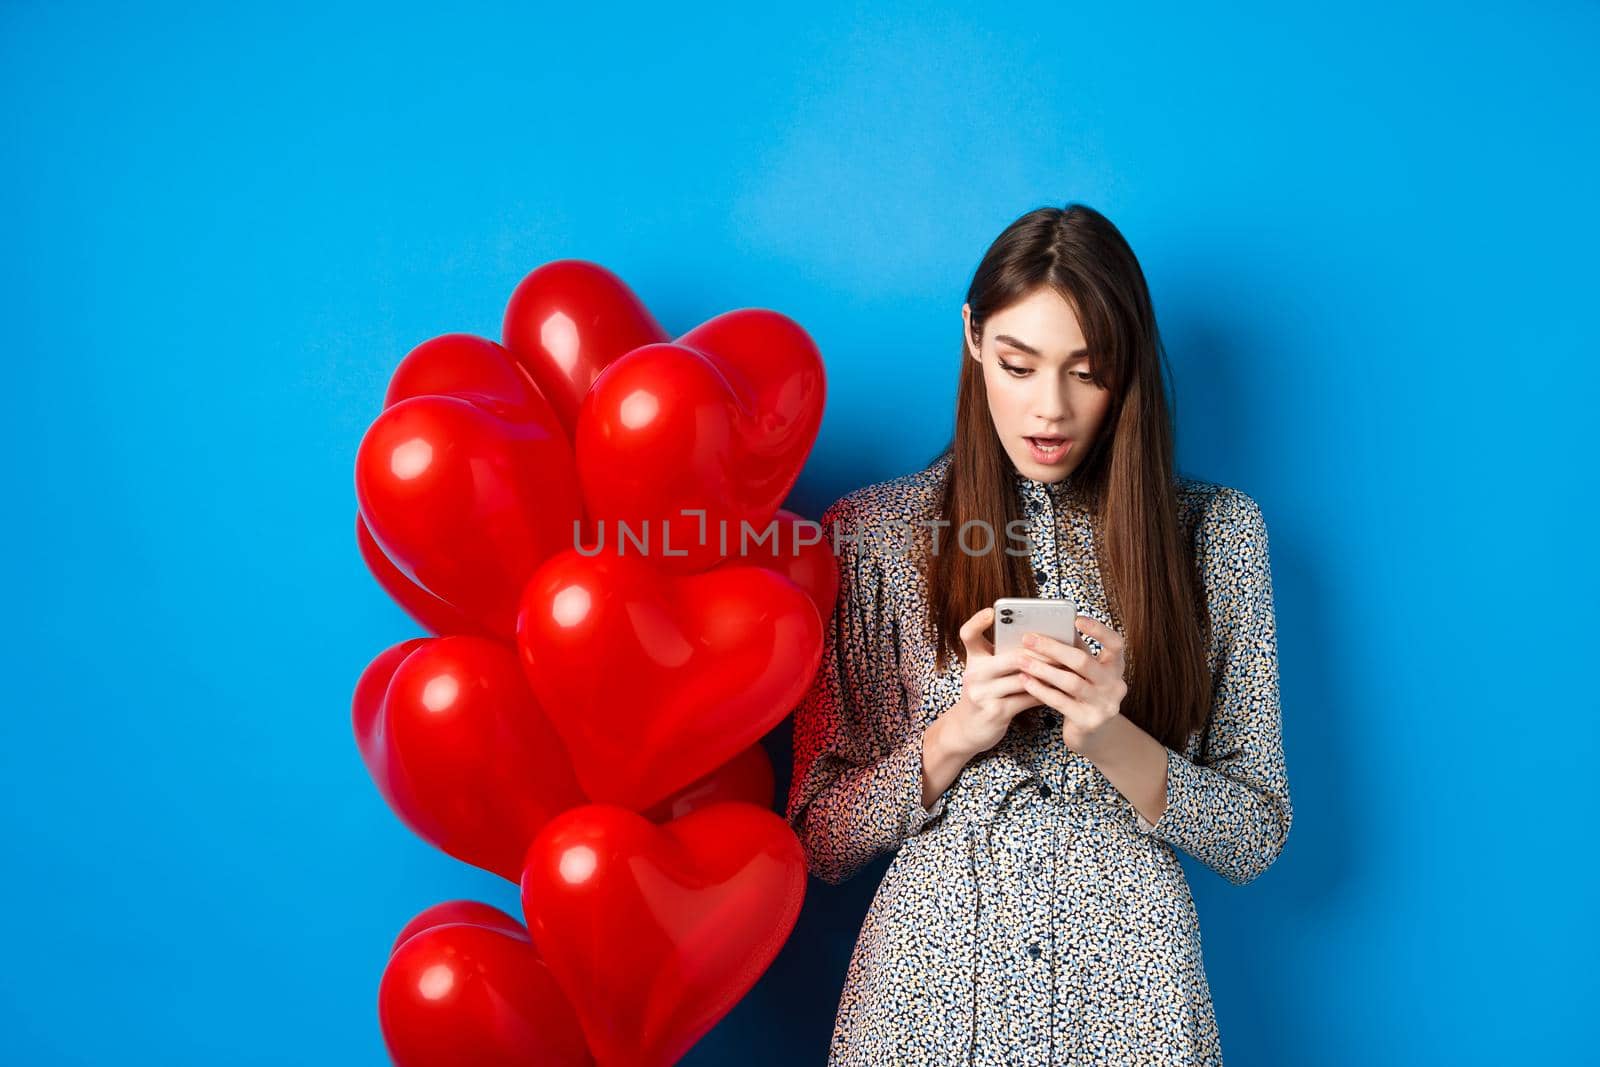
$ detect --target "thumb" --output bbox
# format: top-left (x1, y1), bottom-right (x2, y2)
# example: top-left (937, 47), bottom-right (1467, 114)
top-left (960, 606), bottom-right (995, 655)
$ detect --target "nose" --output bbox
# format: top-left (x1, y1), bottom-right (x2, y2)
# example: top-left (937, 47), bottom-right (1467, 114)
top-left (1031, 377), bottom-right (1070, 422)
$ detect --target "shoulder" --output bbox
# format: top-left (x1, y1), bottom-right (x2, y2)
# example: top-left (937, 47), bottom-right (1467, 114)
top-left (818, 458), bottom-right (947, 562)
top-left (1175, 476), bottom-right (1270, 569)
top-left (1176, 476), bottom-right (1265, 532)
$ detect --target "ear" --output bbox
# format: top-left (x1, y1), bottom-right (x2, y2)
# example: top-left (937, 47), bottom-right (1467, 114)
top-left (961, 303), bottom-right (980, 362)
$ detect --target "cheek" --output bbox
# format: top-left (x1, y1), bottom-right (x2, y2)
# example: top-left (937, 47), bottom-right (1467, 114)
top-left (984, 373), bottom-right (1021, 419)
top-left (1002, 392), bottom-right (1033, 428)
top-left (1081, 392), bottom-right (1114, 434)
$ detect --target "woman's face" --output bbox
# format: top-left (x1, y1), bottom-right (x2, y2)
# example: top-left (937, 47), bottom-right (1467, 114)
top-left (963, 286), bottom-right (1113, 483)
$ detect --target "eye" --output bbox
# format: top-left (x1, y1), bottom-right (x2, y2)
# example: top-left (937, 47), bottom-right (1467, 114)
top-left (998, 359), bottom-right (1096, 384)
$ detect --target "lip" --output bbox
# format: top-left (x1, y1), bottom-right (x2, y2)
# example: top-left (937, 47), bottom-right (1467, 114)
top-left (1025, 436), bottom-right (1073, 462)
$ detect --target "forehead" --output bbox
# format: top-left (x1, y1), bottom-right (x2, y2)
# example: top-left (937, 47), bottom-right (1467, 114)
top-left (986, 287), bottom-right (1088, 358)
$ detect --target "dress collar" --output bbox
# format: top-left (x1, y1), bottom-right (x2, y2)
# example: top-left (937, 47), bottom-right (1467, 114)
top-left (929, 451), bottom-right (1081, 509)
top-left (1011, 465), bottom-right (1077, 510)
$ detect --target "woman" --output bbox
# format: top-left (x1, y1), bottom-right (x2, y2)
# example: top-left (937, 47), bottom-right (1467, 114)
top-left (785, 203), bottom-right (1293, 1065)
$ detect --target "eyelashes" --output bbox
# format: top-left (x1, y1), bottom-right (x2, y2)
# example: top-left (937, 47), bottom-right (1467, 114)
top-left (997, 359), bottom-right (1094, 384)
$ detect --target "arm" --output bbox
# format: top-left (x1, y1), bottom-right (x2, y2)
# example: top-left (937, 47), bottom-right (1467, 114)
top-left (1130, 488), bottom-right (1293, 886)
top-left (785, 498), bottom-right (954, 886)
top-left (1080, 713), bottom-right (1171, 832)
top-left (921, 712), bottom-right (974, 812)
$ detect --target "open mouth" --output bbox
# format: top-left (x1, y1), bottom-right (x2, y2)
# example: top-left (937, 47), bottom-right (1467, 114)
top-left (1025, 436), bottom-right (1071, 463)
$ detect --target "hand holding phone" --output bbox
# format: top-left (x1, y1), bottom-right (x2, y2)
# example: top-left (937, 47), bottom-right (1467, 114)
top-left (993, 597), bottom-right (1080, 716)
top-left (992, 596), bottom-right (1080, 657)
top-left (940, 604), bottom-right (1050, 759)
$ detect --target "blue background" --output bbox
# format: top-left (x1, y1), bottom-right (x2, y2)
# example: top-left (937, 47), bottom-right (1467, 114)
top-left (5, 1), bottom-right (1595, 1063)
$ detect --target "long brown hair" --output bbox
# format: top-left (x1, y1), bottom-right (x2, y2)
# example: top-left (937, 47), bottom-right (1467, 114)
top-left (919, 203), bottom-right (1212, 752)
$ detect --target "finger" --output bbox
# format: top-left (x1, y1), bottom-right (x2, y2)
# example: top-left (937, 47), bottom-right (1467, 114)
top-left (1019, 674), bottom-right (1068, 715)
top-left (960, 607), bottom-right (996, 658)
top-left (1003, 692), bottom-right (1045, 717)
top-left (1019, 652), bottom-right (1088, 696)
top-left (1022, 645), bottom-right (1106, 687)
top-left (970, 648), bottom-right (1030, 684)
top-left (1021, 633), bottom-right (1095, 674)
top-left (969, 658), bottom-right (1031, 699)
top-left (1073, 614), bottom-right (1126, 657)
top-left (978, 668), bottom-right (1033, 700)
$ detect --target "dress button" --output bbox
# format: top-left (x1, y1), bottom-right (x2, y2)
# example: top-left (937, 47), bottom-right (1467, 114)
top-left (1038, 782), bottom-right (1053, 799)
top-left (1027, 942), bottom-right (1042, 959)
top-left (1034, 568), bottom-right (1048, 584)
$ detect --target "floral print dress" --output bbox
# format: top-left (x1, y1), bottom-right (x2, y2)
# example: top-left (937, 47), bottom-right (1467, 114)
top-left (785, 452), bottom-right (1292, 1066)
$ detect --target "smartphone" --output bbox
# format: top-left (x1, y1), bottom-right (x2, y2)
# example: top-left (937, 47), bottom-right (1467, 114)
top-left (993, 596), bottom-right (1080, 716)
top-left (992, 596), bottom-right (1081, 659)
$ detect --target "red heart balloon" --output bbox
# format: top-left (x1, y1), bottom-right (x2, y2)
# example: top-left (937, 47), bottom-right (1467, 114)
top-left (380, 900), bottom-right (592, 1067)
top-left (502, 259), bottom-right (670, 439)
top-left (390, 900), bottom-right (532, 953)
top-left (520, 802), bottom-right (805, 1067)
top-left (353, 638), bottom-right (436, 840)
top-left (359, 636), bottom-right (587, 881)
top-left (642, 743), bottom-right (775, 824)
top-left (746, 508), bottom-right (840, 625)
top-left (355, 514), bottom-right (493, 638)
top-left (515, 548), bottom-right (822, 810)
top-left (356, 332), bottom-right (563, 642)
top-left (356, 391), bottom-right (583, 641)
top-left (574, 308), bottom-right (825, 574)
top-left (384, 333), bottom-right (559, 423)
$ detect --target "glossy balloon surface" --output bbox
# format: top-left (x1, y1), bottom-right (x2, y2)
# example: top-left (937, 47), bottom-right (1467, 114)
top-left (380, 901), bottom-right (591, 1067)
top-left (501, 259), bottom-right (670, 438)
top-left (516, 549), bottom-right (822, 810)
top-left (521, 803), bottom-right (806, 1067)
top-left (574, 309), bottom-right (825, 574)
top-left (353, 262), bottom-right (828, 1066)
top-left (358, 636), bottom-right (588, 881)
top-left (356, 339), bottom-right (583, 640)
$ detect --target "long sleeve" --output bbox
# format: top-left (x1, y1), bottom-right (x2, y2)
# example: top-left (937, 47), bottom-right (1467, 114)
top-left (1132, 487), bottom-right (1293, 886)
top-left (785, 496), bottom-right (950, 886)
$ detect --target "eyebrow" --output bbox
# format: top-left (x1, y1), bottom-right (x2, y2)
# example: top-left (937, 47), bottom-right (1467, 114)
top-left (993, 334), bottom-right (1089, 361)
